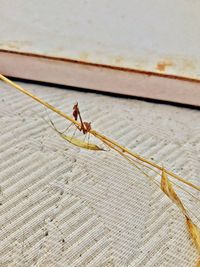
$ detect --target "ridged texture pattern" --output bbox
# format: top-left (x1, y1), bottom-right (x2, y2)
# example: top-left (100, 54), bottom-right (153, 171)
top-left (0, 81), bottom-right (200, 267)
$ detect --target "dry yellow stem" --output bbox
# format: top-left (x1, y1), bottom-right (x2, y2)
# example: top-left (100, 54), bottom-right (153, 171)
top-left (186, 216), bottom-right (200, 266)
top-left (94, 133), bottom-right (200, 191)
top-left (1, 74), bottom-right (200, 266)
top-left (0, 74), bottom-right (199, 191)
top-left (61, 134), bottom-right (103, 150)
top-left (48, 116), bottom-right (103, 151)
top-left (0, 74), bottom-right (80, 127)
top-left (186, 216), bottom-right (200, 252)
top-left (161, 168), bottom-right (186, 214)
top-left (196, 259), bottom-right (200, 267)
top-left (161, 169), bottom-right (200, 265)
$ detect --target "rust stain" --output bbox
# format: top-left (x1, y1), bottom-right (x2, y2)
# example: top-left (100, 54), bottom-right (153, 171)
top-left (1, 48), bottom-right (200, 84)
top-left (156, 61), bottom-right (174, 72)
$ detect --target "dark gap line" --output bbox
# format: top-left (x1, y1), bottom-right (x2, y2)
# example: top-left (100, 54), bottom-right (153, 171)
top-left (6, 76), bottom-right (200, 111)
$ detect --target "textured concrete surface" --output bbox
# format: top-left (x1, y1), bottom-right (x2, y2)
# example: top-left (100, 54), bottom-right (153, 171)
top-left (0, 81), bottom-right (200, 266)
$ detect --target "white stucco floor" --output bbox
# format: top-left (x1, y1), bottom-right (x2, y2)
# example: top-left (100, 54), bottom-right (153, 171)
top-left (0, 81), bottom-right (200, 267)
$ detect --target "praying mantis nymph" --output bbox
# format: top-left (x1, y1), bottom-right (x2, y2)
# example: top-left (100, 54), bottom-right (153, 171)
top-left (47, 102), bottom-right (103, 151)
top-left (72, 102), bottom-right (91, 134)
top-left (0, 74), bottom-right (199, 266)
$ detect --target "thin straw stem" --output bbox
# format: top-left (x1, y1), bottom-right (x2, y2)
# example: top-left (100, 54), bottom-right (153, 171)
top-left (1, 74), bottom-right (200, 192)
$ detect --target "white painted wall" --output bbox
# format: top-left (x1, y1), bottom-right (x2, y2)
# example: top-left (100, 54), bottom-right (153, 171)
top-left (1, 0), bottom-right (199, 80)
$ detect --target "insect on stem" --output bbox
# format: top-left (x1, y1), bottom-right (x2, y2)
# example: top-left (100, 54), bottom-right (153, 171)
top-left (0, 74), bottom-right (199, 191)
top-left (1, 74), bottom-right (200, 266)
top-left (72, 102), bottom-right (91, 135)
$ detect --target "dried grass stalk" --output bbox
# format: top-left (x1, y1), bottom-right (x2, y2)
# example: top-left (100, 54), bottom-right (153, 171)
top-left (0, 74), bottom-right (200, 266)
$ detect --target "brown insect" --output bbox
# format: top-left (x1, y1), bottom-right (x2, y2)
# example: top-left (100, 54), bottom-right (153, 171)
top-left (72, 102), bottom-right (91, 134)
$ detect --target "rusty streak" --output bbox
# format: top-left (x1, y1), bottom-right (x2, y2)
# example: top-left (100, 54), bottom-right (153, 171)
top-left (1, 49), bottom-right (200, 84)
